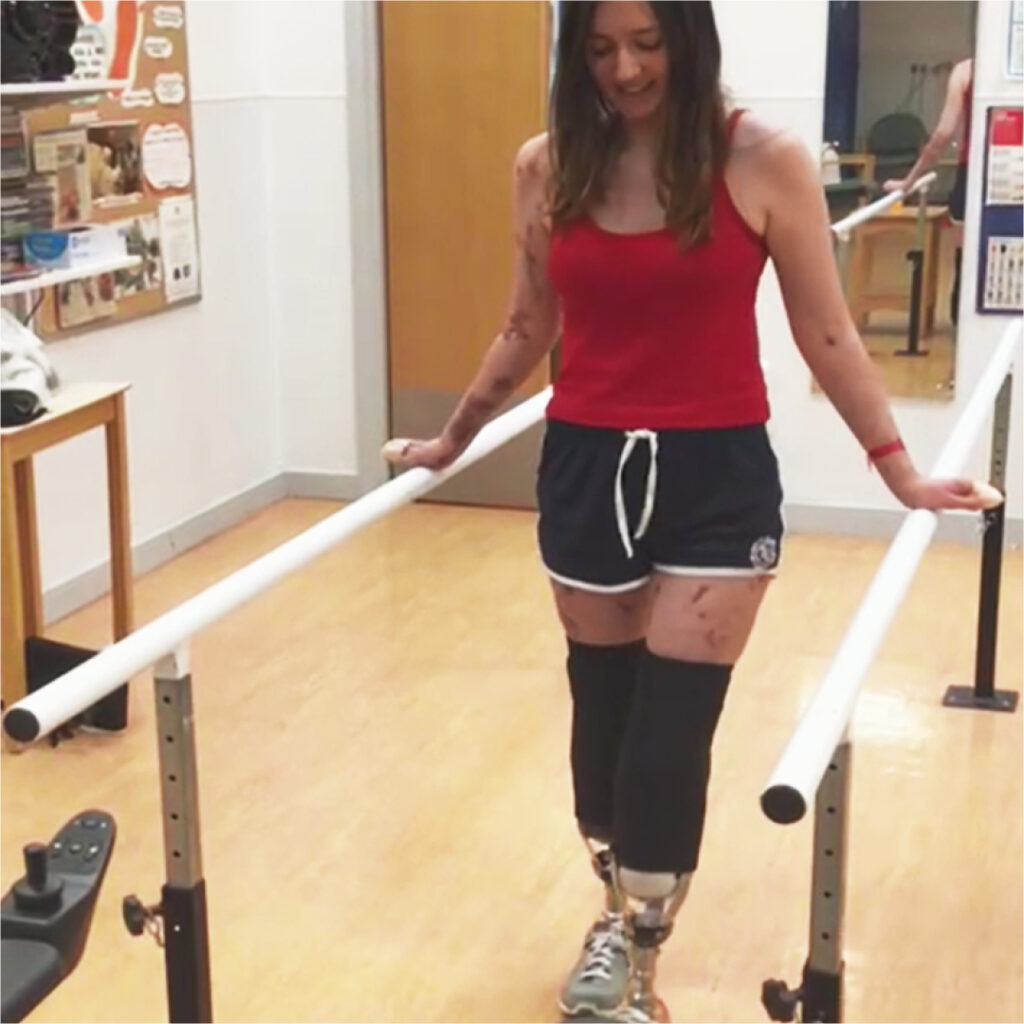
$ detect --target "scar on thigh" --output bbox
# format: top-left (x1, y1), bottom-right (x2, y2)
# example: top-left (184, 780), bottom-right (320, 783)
top-left (691, 585), bottom-right (710, 604)
top-left (615, 594), bottom-right (643, 614)
top-left (561, 614), bottom-right (581, 636)
top-left (705, 628), bottom-right (721, 650)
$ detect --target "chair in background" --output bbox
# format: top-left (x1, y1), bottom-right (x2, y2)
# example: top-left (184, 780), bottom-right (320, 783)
top-left (864, 112), bottom-right (928, 192)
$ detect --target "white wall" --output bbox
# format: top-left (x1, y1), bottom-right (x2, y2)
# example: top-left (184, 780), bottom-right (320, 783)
top-left (714, 0), bottom-right (1022, 530)
top-left (33, 0), bottom-right (281, 597)
top-left (30, 0), bottom-right (362, 609)
top-left (258, 1), bottom-right (357, 476)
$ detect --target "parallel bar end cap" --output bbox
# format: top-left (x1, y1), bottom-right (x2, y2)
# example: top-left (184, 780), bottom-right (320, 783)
top-left (3, 708), bottom-right (41, 744)
top-left (761, 785), bottom-right (806, 824)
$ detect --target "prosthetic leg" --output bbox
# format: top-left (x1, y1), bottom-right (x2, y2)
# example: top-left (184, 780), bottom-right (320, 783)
top-left (607, 650), bottom-right (733, 1021)
top-left (615, 868), bottom-right (692, 1022)
top-left (583, 829), bottom-right (624, 918)
top-left (559, 828), bottom-right (630, 1020)
top-left (560, 639), bottom-right (643, 1019)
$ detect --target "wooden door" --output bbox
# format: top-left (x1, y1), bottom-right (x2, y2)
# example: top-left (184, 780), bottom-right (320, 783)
top-left (380, 1), bottom-right (551, 508)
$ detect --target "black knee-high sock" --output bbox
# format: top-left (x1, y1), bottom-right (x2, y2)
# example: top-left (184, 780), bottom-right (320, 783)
top-left (613, 649), bottom-right (732, 874)
top-left (567, 638), bottom-right (644, 837)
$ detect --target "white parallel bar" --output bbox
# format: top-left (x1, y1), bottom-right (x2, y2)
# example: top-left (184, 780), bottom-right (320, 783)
top-left (3, 389), bottom-right (552, 743)
top-left (761, 319), bottom-right (1022, 824)
top-left (830, 172), bottom-right (936, 238)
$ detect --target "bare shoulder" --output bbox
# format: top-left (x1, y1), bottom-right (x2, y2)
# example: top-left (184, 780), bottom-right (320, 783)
top-left (731, 111), bottom-right (815, 178)
top-left (514, 132), bottom-right (550, 185)
top-left (514, 133), bottom-right (551, 229)
top-left (952, 57), bottom-right (973, 90)
top-left (728, 110), bottom-right (820, 223)
top-left (730, 110), bottom-right (789, 152)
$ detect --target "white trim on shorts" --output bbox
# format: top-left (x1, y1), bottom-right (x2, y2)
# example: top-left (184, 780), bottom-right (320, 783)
top-left (652, 563), bottom-right (778, 578)
top-left (544, 566), bottom-right (652, 593)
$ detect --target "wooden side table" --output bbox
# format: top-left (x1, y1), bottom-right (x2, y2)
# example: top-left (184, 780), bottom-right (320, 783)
top-left (1, 382), bottom-right (134, 716)
top-left (848, 204), bottom-right (947, 339)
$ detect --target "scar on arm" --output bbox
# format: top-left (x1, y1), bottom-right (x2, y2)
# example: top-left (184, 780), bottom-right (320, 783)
top-left (447, 393), bottom-right (493, 445)
top-left (500, 309), bottom-right (533, 345)
top-left (517, 224), bottom-right (546, 297)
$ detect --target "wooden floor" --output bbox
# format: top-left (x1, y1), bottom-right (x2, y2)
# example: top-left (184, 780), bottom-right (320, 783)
top-left (2, 499), bottom-right (1021, 1024)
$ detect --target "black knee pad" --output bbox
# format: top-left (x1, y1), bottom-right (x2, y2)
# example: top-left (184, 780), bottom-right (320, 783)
top-left (613, 649), bottom-right (732, 875)
top-left (567, 638), bottom-right (644, 837)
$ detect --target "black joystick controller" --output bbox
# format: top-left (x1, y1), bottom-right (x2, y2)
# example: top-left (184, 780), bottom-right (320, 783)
top-left (1, 810), bottom-right (116, 1023)
top-left (12, 845), bottom-right (64, 915)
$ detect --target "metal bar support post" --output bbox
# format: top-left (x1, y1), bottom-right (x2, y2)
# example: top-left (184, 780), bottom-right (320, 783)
top-left (154, 646), bottom-right (213, 1022)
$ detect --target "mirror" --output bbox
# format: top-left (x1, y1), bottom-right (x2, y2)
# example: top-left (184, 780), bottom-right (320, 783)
top-left (821, 0), bottom-right (977, 400)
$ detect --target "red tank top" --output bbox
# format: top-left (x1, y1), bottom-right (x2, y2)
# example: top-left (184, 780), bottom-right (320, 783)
top-left (546, 112), bottom-right (770, 430)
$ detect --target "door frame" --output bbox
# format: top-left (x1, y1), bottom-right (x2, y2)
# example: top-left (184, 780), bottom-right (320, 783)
top-left (343, 0), bottom-right (390, 495)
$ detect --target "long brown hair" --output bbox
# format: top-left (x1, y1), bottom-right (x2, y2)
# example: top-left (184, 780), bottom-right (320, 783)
top-left (548, 1), bottom-right (729, 248)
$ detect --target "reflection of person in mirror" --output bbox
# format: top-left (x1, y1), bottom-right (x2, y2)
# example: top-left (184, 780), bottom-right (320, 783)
top-left (381, 6), bottom-right (997, 1017)
top-left (884, 57), bottom-right (973, 326)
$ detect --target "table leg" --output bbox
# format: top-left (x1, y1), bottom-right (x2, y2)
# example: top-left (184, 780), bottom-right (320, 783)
top-left (922, 222), bottom-right (940, 336)
top-left (849, 226), bottom-right (868, 328)
top-left (14, 457), bottom-right (43, 638)
top-left (1, 449), bottom-right (27, 706)
top-left (105, 393), bottom-right (134, 639)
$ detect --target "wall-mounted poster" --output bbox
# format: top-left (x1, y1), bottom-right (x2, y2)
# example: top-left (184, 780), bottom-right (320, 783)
top-left (976, 106), bottom-right (1024, 315)
top-left (1009, 0), bottom-right (1023, 78)
top-left (12, 1), bottom-right (201, 338)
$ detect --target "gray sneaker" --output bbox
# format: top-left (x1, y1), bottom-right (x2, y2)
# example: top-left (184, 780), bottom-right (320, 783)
top-left (558, 915), bottom-right (630, 1018)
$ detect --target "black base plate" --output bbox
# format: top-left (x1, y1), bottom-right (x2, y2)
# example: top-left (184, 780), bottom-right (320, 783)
top-left (942, 684), bottom-right (1019, 713)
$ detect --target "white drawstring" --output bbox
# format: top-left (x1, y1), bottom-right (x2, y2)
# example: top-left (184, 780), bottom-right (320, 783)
top-left (614, 429), bottom-right (658, 560)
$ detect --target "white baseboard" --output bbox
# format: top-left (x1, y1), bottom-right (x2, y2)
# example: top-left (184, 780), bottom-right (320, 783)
top-left (43, 476), bottom-right (284, 624)
top-left (42, 471), bottom-right (367, 625)
top-left (41, 479), bottom-right (1021, 625)
top-left (281, 470), bottom-right (367, 502)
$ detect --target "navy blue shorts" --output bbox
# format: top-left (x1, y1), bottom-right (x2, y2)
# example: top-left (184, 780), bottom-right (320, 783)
top-left (536, 419), bottom-right (784, 592)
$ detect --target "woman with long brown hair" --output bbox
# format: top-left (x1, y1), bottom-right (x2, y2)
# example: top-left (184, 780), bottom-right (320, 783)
top-left (385, 3), bottom-right (992, 1019)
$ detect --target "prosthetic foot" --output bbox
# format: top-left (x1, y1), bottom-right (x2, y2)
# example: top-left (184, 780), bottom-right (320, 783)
top-left (614, 868), bottom-right (692, 1023)
top-left (559, 833), bottom-right (630, 1021)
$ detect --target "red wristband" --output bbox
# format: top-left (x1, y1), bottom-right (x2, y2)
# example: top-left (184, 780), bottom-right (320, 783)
top-left (867, 438), bottom-right (905, 463)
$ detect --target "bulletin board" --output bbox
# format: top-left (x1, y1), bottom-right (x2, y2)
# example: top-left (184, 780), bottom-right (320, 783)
top-left (18, 1), bottom-right (200, 338)
top-left (975, 106), bottom-right (1023, 315)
